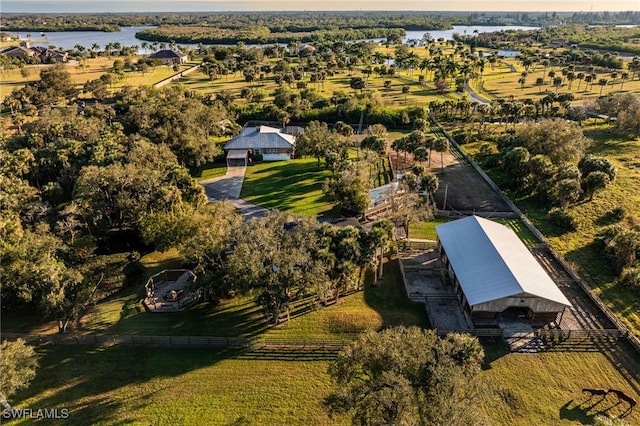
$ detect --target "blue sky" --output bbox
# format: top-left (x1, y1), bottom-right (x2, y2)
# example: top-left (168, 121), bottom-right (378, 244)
top-left (2, 0), bottom-right (638, 13)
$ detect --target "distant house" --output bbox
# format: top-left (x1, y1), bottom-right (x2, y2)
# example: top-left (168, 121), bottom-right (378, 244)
top-left (1, 41), bottom-right (68, 63)
top-left (32, 46), bottom-right (68, 63)
top-left (2, 45), bottom-right (36, 60)
top-left (149, 49), bottom-right (188, 65)
top-left (297, 43), bottom-right (316, 56)
top-left (436, 216), bottom-right (572, 327)
top-left (224, 125), bottom-right (296, 166)
top-left (549, 39), bottom-right (567, 48)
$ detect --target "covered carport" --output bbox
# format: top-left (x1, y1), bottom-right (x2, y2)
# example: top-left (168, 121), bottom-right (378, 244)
top-left (435, 216), bottom-right (572, 327)
top-left (226, 149), bottom-right (248, 167)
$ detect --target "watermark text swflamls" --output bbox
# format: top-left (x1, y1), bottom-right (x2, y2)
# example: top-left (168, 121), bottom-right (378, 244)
top-left (2, 407), bottom-right (70, 420)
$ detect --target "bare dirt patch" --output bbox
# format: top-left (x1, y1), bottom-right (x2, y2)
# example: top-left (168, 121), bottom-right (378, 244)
top-left (431, 150), bottom-right (512, 212)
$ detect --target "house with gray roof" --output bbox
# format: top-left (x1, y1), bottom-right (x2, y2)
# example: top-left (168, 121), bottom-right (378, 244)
top-left (224, 125), bottom-right (296, 166)
top-left (149, 49), bottom-right (188, 65)
top-left (436, 216), bottom-right (571, 327)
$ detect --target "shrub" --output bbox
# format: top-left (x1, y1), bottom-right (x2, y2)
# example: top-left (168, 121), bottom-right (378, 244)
top-left (479, 142), bottom-right (495, 156)
top-left (620, 265), bottom-right (640, 288)
top-left (611, 206), bottom-right (626, 222)
top-left (547, 208), bottom-right (578, 232)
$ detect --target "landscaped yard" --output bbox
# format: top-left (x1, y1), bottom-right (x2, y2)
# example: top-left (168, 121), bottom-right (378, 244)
top-left (240, 157), bottom-right (340, 218)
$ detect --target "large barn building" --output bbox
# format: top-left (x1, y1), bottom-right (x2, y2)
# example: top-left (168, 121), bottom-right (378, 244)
top-left (435, 216), bottom-right (571, 327)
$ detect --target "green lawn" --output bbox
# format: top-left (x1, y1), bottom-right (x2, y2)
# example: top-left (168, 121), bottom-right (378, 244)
top-left (8, 345), bottom-right (350, 426)
top-left (482, 342), bottom-right (640, 425)
top-left (190, 162), bottom-right (227, 181)
top-left (408, 217), bottom-right (452, 240)
top-left (240, 157), bottom-right (340, 218)
top-left (10, 339), bottom-right (640, 425)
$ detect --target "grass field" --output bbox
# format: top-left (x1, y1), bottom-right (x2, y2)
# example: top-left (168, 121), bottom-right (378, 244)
top-left (8, 345), bottom-right (350, 426)
top-left (478, 58), bottom-right (640, 103)
top-left (191, 162), bottom-right (227, 180)
top-left (0, 56), bottom-right (194, 100)
top-left (240, 157), bottom-right (340, 218)
top-left (9, 337), bottom-right (640, 425)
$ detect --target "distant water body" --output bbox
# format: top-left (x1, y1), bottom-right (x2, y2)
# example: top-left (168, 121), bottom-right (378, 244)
top-left (11, 25), bottom-right (539, 51)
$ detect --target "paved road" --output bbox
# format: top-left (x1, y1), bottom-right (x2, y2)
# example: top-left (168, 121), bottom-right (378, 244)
top-left (464, 82), bottom-right (490, 105)
top-left (199, 166), bottom-right (269, 220)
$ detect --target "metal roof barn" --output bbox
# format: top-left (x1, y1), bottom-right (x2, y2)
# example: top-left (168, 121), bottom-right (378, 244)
top-left (436, 216), bottom-right (571, 316)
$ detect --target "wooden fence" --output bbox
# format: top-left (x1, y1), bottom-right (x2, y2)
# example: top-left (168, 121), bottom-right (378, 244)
top-left (1, 333), bottom-right (353, 351)
top-left (431, 115), bottom-right (640, 356)
top-left (536, 328), bottom-right (626, 341)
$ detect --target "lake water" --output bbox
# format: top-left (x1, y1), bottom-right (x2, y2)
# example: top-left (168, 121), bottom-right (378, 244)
top-left (15, 26), bottom-right (158, 52)
top-left (13, 24), bottom-right (539, 51)
top-left (403, 25), bottom-right (540, 42)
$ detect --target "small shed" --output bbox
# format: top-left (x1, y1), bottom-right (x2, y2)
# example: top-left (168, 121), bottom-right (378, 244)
top-left (436, 216), bottom-right (571, 326)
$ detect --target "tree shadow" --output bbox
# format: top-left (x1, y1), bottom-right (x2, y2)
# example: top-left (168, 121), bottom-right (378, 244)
top-left (594, 210), bottom-right (624, 227)
top-left (10, 344), bottom-right (243, 426)
top-left (362, 259), bottom-right (429, 330)
top-left (103, 290), bottom-right (270, 338)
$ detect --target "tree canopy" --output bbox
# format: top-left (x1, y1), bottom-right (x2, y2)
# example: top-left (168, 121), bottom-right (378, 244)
top-left (0, 339), bottom-right (38, 410)
top-left (326, 326), bottom-right (491, 426)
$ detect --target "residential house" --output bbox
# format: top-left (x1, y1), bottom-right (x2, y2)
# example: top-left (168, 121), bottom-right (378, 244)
top-left (224, 125), bottom-right (296, 166)
top-left (149, 49), bottom-right (188, 65)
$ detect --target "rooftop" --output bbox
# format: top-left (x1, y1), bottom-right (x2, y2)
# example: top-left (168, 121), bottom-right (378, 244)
top-left (436, 216), bottom-right (571, 307)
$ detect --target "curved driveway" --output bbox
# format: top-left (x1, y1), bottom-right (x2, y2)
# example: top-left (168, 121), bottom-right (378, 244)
top-left (199, 166), bottom-right (269, 220)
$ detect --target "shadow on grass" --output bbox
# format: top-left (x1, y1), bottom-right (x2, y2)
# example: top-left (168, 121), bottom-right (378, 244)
top-left (559, 399), bottom-right (597, 423)
top-left (9, 345), bottom-right (242, 426)
top-left (362, 259), bottom-right (429, 330)
top-left (106, 295), bottom-right (270, 338)
top-left (564, 239), bottom-right (615, 285)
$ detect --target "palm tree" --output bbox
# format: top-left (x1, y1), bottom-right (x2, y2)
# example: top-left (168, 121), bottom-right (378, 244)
top-left (566, 71), bottom-right (576, 90)
top-left (598, 78), bottom-right (609, 95)
top-left (620, 72), bottom-right (629, 89)
top-left (553, 76), bottom-right (563, 93)
top-left (576, 72), bottom-right (585, 91)
top-left (584, 75), bottom-right (593, 92)
top-left (433, 137), bottom-right (449, 173)
top-left (518, 75), bottom-right (527, 90)
top-left (391, 138), bottom-right (407, 171)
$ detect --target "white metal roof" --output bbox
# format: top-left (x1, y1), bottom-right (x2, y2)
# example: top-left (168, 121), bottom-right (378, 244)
top-left (227, 149), bottom-right (248, 159)
top-left (224, 126), bottom-right (295, 150)
top-left (435, 216), bottom-right (571, 307)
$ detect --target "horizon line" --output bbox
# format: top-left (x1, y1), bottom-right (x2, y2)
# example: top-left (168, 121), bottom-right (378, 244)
top-left (3, 9), bottom-right (638, 13)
